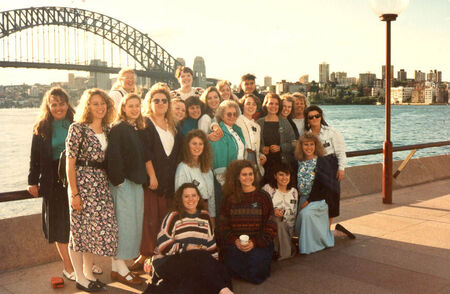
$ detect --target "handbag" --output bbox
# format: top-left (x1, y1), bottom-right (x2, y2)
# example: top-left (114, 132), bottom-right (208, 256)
top-left (58, 127), bottom-right (86, 187)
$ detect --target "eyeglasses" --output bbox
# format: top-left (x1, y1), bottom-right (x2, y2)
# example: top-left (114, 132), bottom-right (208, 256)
top-left (225, 112), bottom-right (237, 118)
top-left (308, 114), bottom-right (321, 120)
top-left (152, 98), bottom-right (168, 104)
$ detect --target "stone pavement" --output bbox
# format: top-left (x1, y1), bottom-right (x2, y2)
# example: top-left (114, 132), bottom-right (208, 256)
top-left (1, 179), bottom-right (449, 294)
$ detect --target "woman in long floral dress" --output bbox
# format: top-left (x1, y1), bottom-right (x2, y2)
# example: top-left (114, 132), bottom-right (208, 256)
top-left (66, 88), bottom-right (118, 292)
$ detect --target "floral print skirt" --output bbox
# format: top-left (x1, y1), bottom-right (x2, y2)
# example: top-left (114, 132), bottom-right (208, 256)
top-left (69, 167), bottom-right (118, 256)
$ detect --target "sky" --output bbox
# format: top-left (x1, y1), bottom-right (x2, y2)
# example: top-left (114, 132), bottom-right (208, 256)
top-left (0, 0), bottom-right (449, 86)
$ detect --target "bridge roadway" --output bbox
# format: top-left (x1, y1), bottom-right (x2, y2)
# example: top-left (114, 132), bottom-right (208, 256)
top-left (0, 178), bottom-right (449, 293)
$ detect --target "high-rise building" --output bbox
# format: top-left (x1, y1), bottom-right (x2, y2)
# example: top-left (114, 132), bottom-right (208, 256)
top-left (330, 72), bottom-right (336, 83)
top-left (88, 59), bottom-right (110, 90)
top-left (391, 86), bottom-right (413, 103)
top-left (359, 73), bottom-right (376, 87)
top-left (427, 70), bottom-right (442, 83)
top-left (382, 65), bottom-right (394, 81)
top-left (319, 62), bottom-right (329, 84)
top-left (414, 70), bottom-right (425, 82)
top-left (299, 75), bottom-right (309, 84)
top-left (264, 76), bottom-right (272, 88)
top-left (193, 56), bottom-right (207, 88)
top-left (424, 88), bottom-right (436, 103)
top-left (397, 69), bottom-right (407, 82)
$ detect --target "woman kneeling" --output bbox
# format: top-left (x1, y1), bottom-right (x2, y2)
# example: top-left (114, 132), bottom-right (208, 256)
top-left (145, 183), bottom-right (232, 294)
top-left (294, 133), bottom-right (334, 254)
top-left (216, 160), bottom-right (277, 284)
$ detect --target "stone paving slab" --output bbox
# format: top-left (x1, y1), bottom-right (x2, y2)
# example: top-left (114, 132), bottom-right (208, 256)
top-left (0, 178), bottom-right (449, 293)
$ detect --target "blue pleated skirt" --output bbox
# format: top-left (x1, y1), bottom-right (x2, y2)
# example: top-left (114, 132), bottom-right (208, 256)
top-left (295, 200), bottom-right (334, 254)
top-left (110, 179), bottom-right (144, 259)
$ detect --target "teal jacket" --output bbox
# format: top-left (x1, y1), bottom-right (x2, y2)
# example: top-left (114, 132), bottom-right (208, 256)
top-left (210, 121), bottom-right (246, 174)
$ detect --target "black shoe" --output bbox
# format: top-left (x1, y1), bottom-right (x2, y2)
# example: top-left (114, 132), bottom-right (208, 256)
top-left (76, 281), bottom-right (104, 292)
top-left (88, 279), bottom-right (107, 289)
top-left (335, 224), bottom-right (356, 239)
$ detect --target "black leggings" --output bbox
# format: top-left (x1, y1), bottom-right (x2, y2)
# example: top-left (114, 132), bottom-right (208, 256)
top-left (146, 250), bottom-right (232, 294)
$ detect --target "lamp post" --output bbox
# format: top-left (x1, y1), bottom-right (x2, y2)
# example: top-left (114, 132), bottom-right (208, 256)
top-left (370, 0), bottom-right (409, 204)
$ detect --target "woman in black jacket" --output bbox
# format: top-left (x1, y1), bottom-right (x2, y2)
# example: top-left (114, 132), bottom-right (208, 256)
top-left (27, 87), bottom-right (76, 280)
top-left (107, 93), bottom-right (150, 285)
top-left (129, 83), bottom-right (183, 271)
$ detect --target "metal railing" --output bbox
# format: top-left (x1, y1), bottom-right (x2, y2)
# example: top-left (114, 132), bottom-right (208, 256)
top-left (1, 141), bottom-right (449, 203)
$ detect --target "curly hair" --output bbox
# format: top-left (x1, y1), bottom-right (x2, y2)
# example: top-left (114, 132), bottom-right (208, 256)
top-left (215, 100), bottom-right (240, 124)
top-left (143, 84), bottom-right (177, 134)
top-left (200, 86), bottom-right (222, 118)
top-left (223, 160), bottom-right (258, 204)
top-left (181, 129), bottom-right (213, 173)
top-left (111, 67), bottom-right (136, 92)
top-left (74, 88), bottom-right (116, 126)
top-left (115, 93), bottom-right (146, 130)
top-left (280, 93), bottom-right (294, 119)
top-left (33, 87), bottom-right (75, 138)
top-left (294, 133), bottom-right (325, 161)
top-left (172, 183), bottom-right (206, 217)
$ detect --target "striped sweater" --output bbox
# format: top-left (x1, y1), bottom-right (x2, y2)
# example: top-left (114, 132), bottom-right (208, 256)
top-left (153, 210), bottom-right (217, 263)
top-left (216, 190), bottom-right (277, 248)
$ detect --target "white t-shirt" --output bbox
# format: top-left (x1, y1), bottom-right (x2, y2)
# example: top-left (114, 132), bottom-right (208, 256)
top-left (95, 133), bottom-right (108, 151)
top-left (151, 118), bottom-right (174, 156)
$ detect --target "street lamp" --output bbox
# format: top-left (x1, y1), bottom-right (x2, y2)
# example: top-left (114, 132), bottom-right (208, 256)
top-left (370, 0), bottom-right (409, 204)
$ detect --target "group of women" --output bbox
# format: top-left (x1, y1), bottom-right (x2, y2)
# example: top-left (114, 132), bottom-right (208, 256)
top-left (27, 66), bottom-right (354, 294)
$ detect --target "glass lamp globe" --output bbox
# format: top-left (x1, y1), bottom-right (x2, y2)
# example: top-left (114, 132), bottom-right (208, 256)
top-left (370, 0), bottom-right (409, 16)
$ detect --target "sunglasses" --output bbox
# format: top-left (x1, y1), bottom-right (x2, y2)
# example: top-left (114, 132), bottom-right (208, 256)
top-left (225, 112), bottom-right (237, 118)
top-left (308, 114), bottom-right (321, 120)
top-left (152, 98), bottom-right (168, 104)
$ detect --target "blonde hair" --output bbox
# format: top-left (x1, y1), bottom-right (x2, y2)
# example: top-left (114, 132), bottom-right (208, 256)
top-left (294, 133), bottom-right (325, 161)
top-left (216, 80), bottom-right (231, 91)
top-left (111, 67), bottom-right (137, 92)
top-left (74, 88), bottom-right (116, 126)
top-left (143, 84), bottom-right (177, 134)
top-left (115, 93), bottom-right (146, 130)
top-left (292, 92), bottom-right (310, 107)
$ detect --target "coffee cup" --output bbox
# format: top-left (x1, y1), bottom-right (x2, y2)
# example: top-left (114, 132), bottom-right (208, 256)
top-left (239, 234), bottom-right (249, 245)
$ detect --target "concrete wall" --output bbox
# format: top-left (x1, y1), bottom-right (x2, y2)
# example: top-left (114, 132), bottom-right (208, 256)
top-left (1, 154), bottom-right (449, 273)
top-left (341, 154), bottom-right (450, 199)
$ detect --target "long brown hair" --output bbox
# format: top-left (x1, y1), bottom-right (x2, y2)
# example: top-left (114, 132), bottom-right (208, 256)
top-left (172, 183), bottom-right (206, 217)
top-left (200, 86), bottom-right (222, 118)
top-left (33, 87), bottom-right (75, 138)
top-left (115, 93), bottom-right (146, 130)
top-left (181, 130), bottom-right (213, 173)
top-left (223, 160), bottom-right (258, 204)
top-left (294, 133), bottom-right (325, 161)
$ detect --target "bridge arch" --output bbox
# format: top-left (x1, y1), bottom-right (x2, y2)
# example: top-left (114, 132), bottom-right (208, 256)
top-left (0, 6), bottom-right (181, 80)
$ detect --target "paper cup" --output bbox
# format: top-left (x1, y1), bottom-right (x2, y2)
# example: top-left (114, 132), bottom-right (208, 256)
top-left (239, 234), bottom-right (249, 245)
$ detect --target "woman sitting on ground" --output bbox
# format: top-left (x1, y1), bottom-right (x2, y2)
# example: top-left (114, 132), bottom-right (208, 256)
top-left (144, 183), bottom-right (233, 294)
top-left (294, 133), bottom-right (335, 254)
top-left (262, 163), bottom-right (298, 260)
top-left (216, 160), bottom-right (277, 284)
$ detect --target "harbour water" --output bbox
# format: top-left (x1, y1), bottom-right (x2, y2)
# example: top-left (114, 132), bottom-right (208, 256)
top-left (0, 105), bottom-right (449, 193)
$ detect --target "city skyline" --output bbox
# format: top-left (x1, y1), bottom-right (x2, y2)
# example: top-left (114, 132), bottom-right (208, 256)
top-left (0, 0), bottom-right (448, 86)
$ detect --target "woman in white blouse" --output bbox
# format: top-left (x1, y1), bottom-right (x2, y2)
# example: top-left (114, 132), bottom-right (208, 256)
top-left (235, 94), bottom-right (266, 177)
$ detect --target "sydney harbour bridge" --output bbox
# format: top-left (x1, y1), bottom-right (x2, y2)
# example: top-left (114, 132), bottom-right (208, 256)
top-left (0, 6), bottom-right (184, 87)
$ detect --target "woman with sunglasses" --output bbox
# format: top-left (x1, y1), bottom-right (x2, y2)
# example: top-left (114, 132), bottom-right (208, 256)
top-left (304, 105), bottom-right (353, 238)
top-left (210, 100), bottom-right (245, 214)
top-left (129, 84), bottom-right (184, 272)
